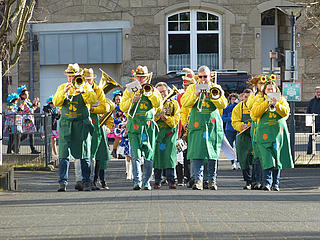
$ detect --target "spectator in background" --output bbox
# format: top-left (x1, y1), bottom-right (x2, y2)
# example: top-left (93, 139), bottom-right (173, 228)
top-left (307, 86), bottom-right (320, 154)
top-left (222, 93), bottom-right (239, 170)
top-left (43, 95), bottom-right (61, 157)
top-left (17, 85), bottom-right (41, 154)
top-left (108, 90), bottom-right (126, 159)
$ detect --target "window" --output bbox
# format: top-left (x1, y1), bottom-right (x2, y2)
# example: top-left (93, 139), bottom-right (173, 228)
top-left (261, 9), bottom-right (276, 25)
top-left (167, 10), bottom-right (221, 72)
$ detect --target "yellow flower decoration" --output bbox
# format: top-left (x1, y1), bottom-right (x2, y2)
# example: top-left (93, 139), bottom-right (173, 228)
top-left (269, 74), bottom-right (276, 82)
top-left (260, 75), bottom-right (267, 83)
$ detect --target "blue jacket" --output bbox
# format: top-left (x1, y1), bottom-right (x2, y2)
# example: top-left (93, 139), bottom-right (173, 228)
top-left (222, 102), bottom-right (237, 132)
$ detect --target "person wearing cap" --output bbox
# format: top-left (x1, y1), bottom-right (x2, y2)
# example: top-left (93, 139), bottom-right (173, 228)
top-left (17, 85), bottom-right (41, 154)
top-left (5, 93), bottom-right (22, 154)
top-left (176, 68), bottom-right (196, 187)
top-left (120, 65), bottom-right (162, 190)
top-left (222, 93), bottom-right (239, 170)
top-left (231, 89), bottom-right (254, 190)
top-left (53, 63), bottom-right (97, 192)
top-left (153, 82), bottom-right (180, 189)
top-left (246, 75), bottom-right (265, 189)
top-left (250, 75), bottom-right (293, 191)
top-left (181, 65), bottom-right (227, 190)
top-left (43, 95), bottom-right (61, 157)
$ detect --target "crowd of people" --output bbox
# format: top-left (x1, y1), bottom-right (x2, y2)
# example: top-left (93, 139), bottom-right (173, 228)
top-left (6, 63), bottom-right (296, 192)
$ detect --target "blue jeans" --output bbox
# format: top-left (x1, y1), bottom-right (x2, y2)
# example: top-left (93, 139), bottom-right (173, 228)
top-left (253, 157), bottom-right (262, 185)
top-left (154, 168), bottom-right (175, 184)
top-left (225, 130), bottom-right (237, 164)
top-left (263, 168), bottom-right (281, 187)
top-left (58, 158), bottom-right (91, 185)
top-left (131, 154), bottom-right (154, 187)
top-left (192, 159), bottom-right (217, 182)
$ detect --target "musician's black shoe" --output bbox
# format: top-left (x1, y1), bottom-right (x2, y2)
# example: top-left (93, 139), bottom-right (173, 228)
top-left (243, 184), bottom-right (252, 190)
top-left (75, 181), bottom-right (83, 191)
top-left (31, 149), bottom-right (41, 154)
top-left (57, 183), bottom-right (66, 192)
top-left (203, 181), bottom-right (209, 189)
top-left (263, 185), bottom-right (271, 191)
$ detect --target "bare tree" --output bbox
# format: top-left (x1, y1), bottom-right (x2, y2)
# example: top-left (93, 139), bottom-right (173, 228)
top-left (0, 0), bottom-right (36, 76)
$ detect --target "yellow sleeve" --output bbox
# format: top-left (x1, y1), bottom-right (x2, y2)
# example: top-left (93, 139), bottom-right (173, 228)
top-left (231, 103), bottom-right (244, 132)
top-left (92, 84), bottom-right (108, 114)
top-left (119, 89), bottom-right (134, 113)
top-left (82, 83), bottom-right (97, 105)
top-left (246, 93), bottom-right (255, 110)
top-left (53, 83), bottom-right (67, 108)
top-left (154, 106), bottom-right (162, 122)
top-left (276, 96), bottom-right (290, 119)
top-left (105, 115), bottom-right (114, 130)
top-left (148, 88), bottom-right (162, 109)
top-left (165, 100), bottom-right (180, 128)
top-left (250, 95), bottom-right (268, 122)
top-left (181, 84), bottom-right (197, 108)
top-left (180, 106), bottom-right (191, 126)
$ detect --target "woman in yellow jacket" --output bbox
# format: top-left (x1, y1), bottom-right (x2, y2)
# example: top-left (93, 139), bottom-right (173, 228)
top-left (250, 76), bottom-right (294, 191)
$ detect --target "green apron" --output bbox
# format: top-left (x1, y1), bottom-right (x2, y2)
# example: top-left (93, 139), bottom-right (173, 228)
top-left (59, 94), bottom-right (94, 159)
top-left (127, 95), bottom-right (158, 161)
top-left (255, 110), bottom-right (294, 170)
top-left (153, 101), bottom-right (177, 169)
top-left (236, 102), bottom-right (253, 169)
top-left (90, 113), bottom-right (102, 158)
top-left (96, 125), bottom-right (111, 170)
top-left (187, 94), bottom-right (224, 162)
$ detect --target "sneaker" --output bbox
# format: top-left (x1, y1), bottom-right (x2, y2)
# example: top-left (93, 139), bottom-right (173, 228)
top-left (263, 185), bottom-right (271, 191)
top-left (154, 183), bottom-right (161, 189)
top-left (243, 184), bottom-right (252, 190)
top-left (237, 162), bottom-right (241, 169)
top-left (177, 182), bottom-right (184, 186)
top-left (133, 183), bottom-right (142, 190)
top-left (74, 181), bottom-right (83, 191)
top-left (100, 181), bottom-right (110, 190)
top-left (57, 183), bottom-right (66, 192)
top-left (31, 149), bottom-right (41, 154)
top-left (161, 179), bottom-right (168, 185)
top-left (192, 181), bottom-right (203, 190)
top-left (203, 181), bottom-right (209, 189)
top-left (232, 163), bottom-right (237, 170)
top-left (253, 183), bottom-right (262, 190)
top-left (208, 182), bottom-right (218, 190)
top-left (169, 183), bottom-right (176, 189)
top-left (187, 179), bottom-right (194, 188)
top-left (83, 183), bottom-right (91, 191)
top-left (91, 182), bottom-right (100, 191)
top-left (272, 186), bottom-right (280, 191)
top-left (143, 183), bottom-right (151, 190)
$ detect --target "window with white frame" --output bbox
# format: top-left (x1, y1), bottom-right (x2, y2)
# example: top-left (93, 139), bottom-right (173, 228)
top-left (167, 10), bottom-right (221, 73)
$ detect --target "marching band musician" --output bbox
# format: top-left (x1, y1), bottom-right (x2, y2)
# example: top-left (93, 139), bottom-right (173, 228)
top-left (153, 82), bottom-right (180, 189)
top-left (73, 68), bottom-right (108, 191)
top-left (176, 68), bottom-right (196, 187)
top-left (246, 75), bottom-right (265, 189)
top-left (231, 89), bottom-right (254, 190)
top-left (250, 75), bottom-right (294, 191)
top-left (53, 63), bottom-right (97, 192)
top-left (120, 65), bottom-right (162, 190)
top-left (181, 65), bottom-right (227, 190)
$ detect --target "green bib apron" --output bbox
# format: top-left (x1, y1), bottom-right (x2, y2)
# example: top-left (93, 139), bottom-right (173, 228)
top-left (236, 102), bottom-right (253, 169)
top-left (153, 101), bottom-right (178, 169)
top-left (187, 94), bottom-right (223, 162)
top-left (59, 94), bottom-right (94, 159)
top-left (255, 110), bottom-right (293, 170)
top-left (90, 113), bottom-right (102, 158)
top-left (95, 125), bottom-right (111, 170)
top-left (127, 95), bottom-right (158, 161)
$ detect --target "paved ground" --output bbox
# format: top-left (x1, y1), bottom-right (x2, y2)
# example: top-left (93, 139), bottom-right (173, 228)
top-left (0, 159), bottom-right (320, 240)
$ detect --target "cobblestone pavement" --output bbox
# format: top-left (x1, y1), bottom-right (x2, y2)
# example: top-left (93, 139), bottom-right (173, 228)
top-left (0, 159), bottom-right (319, 240)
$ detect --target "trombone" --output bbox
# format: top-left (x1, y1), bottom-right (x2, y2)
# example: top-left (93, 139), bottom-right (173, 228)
top-left (128, 73), bottom-right (153, 118)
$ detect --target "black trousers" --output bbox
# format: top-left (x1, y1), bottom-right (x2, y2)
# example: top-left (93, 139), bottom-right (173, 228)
top-left (20, 133), bottom-right (35, 151)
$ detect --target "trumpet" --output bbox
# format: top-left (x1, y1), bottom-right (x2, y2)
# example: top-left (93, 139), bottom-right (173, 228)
top-left (141, 83), bottom-right (154, 97)
top-left (269, 103), bottom-right (276, 112)
top-left (197, 85), bottom-right (222, 112)
top-left (72, 75), bottom-right (85, 89)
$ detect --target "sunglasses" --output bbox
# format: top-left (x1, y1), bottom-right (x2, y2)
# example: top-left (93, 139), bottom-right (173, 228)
top-left (198, 75), bottom-right (208, 79)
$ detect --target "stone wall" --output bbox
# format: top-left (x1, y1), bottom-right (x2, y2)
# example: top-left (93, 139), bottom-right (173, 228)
top-left (11, 0), bottom-right (319, 103)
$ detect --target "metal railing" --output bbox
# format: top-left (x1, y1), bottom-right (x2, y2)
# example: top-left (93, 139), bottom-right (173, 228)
top-left (289, 113), bottom-right (320, 165)
top-left (2, 113), bottom-right (52, 166)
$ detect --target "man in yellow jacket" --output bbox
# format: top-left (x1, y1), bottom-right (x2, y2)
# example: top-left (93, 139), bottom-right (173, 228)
top-left (53, 64), bottom-right (97, 192)
top-left (120, 65), bottom-right (162, 190)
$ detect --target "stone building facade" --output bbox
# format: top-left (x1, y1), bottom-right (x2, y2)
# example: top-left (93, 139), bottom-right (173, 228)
top-left (4, 0), bottom-right (320, 107)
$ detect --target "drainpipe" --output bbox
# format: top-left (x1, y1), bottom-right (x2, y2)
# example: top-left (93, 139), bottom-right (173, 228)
top-left (0, 61), bottom-right (2, 166)
top-left (29, 23), bottom-right (34, 100)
